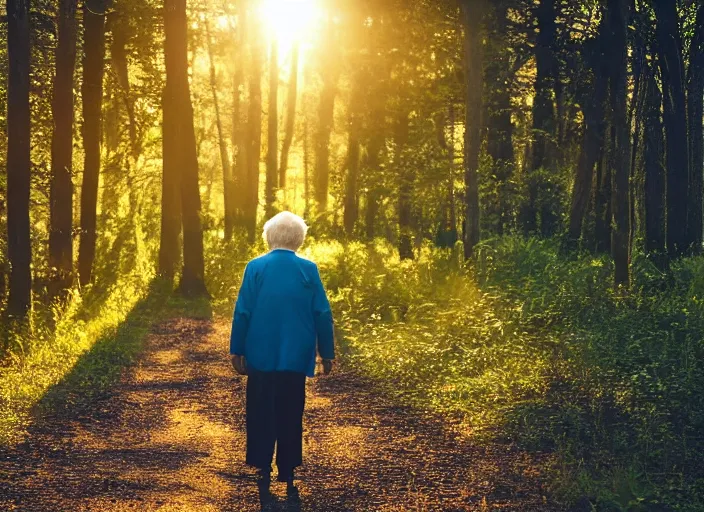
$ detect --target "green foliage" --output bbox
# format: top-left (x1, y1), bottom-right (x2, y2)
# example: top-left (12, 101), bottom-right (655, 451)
top-left (476, 237), bottom-right (704, 510)
top-left (0, 271), bottom-right (155, 444)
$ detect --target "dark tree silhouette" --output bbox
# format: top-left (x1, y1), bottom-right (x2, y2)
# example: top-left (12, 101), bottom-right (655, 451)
top-left (523, 0), bottom-right (558, 236)
top-left (279, 43), bottom-right (299, 193)
top-left (265, 40), bottom-right (279, 218)
top-left (608, 0), bottom-right (630, 287)
top-left (567, 16), bottom-right (607, 248)
top-left (245, 19), bottom-right (263, 242)
top-left (687, 3), bottom-right (704, 254)
top-left (462, 0), bottom-right (483, 259)
top-left (654, 0), bottom-right (689, 258)
top-left (204, 17), bottom-right (233, 241)
top-left (162, 0), bottom-right (208, 296)
top-left (78, 0), bottom-right (108, 286)
top-left (6, 0), bottom-right (32, 318)
top-left (643, 56), bottom-right (666, 264)
top-left (314, 14), bottom-right (339, 216)
top-left (49, 0), bottom-right (79, 296)
top-left (343, 73), bottom-right (364, 236)
top-left (230, 1), bottom-right (248, 238)
top-left (485, 2), bottom-right (514, 235)
top-left (396, 109), bottom-right (413, 260)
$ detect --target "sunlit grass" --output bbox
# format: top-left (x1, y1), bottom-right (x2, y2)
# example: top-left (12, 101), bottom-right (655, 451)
top-left (0, 271), bottom-right (155, 444)
top-left (4, 231), bottom-right (704, 509)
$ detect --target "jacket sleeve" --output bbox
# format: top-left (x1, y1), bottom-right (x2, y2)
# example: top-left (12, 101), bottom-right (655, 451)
top-left (312, 264), bottom-right (335, 360)
top-left (230, 262), bottom-right (256, 356)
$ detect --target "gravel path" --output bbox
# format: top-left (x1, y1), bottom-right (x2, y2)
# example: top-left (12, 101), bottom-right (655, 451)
top-left (0, 317), bottom-right (558, 511)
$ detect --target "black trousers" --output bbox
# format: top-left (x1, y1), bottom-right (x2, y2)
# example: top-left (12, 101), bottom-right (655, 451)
top-left (245, 370), bottom-right (306, 474)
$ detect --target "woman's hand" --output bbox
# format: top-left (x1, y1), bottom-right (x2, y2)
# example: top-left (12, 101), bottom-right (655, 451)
top-left (322, 359), bottom-right (334, 376)
top-left (231, 355), bottom-right (248, 375)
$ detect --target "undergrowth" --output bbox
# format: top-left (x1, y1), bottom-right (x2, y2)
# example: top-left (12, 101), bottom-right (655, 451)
top-left (211, 236), bottom-right (704, 511)
top-left (0, 270), bottom-right (156, 444)
top-left (3, 232), bottom-right (703, 511)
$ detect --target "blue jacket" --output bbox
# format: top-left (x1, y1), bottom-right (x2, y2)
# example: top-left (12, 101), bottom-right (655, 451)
top-left (229, 249), bottom-right (335, 377)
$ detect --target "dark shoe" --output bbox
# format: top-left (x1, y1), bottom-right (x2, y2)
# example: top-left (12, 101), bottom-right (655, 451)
top-left (286, 480), bottom-right (299, 497)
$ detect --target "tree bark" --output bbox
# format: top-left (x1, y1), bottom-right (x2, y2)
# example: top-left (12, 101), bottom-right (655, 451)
top-left (279, 43), bottom-right (299, 194)
top-left (448, 103), bottom-right (458, 239)
top-left (108, 6), bottom-right (138, 159)
top-left (6, 0), bottom-right (32, 318)
top-left (462, 0), bottom-right (483, 259)
top-left (78, 0), bottom-right (108, 286)
top-left (343, 77), bottom-right (363, 236)
top-left (230, 0), bottom-right (247, 237)
top-left (594, 139), bottom-right (612, 254)
top-left (485, 2), bottom-right (514, 236)
top-left (265, 40), bottom-right (279, 218)
top-left (687, 3), bottom-right (704, 254)
top-left (567, 40), bottom-right (607, 248)
top-left (49, 0), bottom-right (79, 297)
top-left (160, 2), bottom-right (183, 281)
top-left (643, 57), bottom-right (666, 264)
top-left (654, 0), bottom-right (690, 258)
top-left (608, 0), bottom-right (631, 288)
top-left (396, 110), bottom-right (413, 260)
top-left (205, 17), bottom-right (233, 240)
top-left (303, 108), bottom-right (311, 218)
top-left (245, 20), bottom-right (263, 242)
top-left (522, 0), bottom-right (558, 236)
top-left (162, 0), bottom-right (208, 296)
top-left (314, 15), bottom-right (339, 217)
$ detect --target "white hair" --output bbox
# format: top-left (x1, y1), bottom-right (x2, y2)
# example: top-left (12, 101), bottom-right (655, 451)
top-left (262, 211), bottom-right (308, 251)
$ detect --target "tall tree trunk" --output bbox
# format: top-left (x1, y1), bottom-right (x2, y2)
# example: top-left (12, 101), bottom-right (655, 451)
top-left (343, 76), bottom-right (363, 236)
top-left (643, 57), bottom-right (666, 265)
top-left (279, 43), bottom-right (299, 194)
top-left (629, 20), bottom-right (646, 253)
top-left (160, 0), bottom-right (183, 280)
top-left (265, 40), bottom-right (279, 218)
top-left (654, 0), bottom-right (689, 258)
top-left (245, 19), bottom-right (263, 242)
top-left (485, 3), bottom-right (514, 236)
top-left (78, 0), bottom-right (108, 286)
top-left (608, 0), bottom-right (631, 287)
top-left (522, 0), bottom-right (558, 236)
top-left (567, 46), bottom-right (607, 248)
top-left (163, 0), bottom-right (208, 296)
top-left (594, 127), bottom-right (613, 253)
top-left (205, 18), bottom-right (233, 240)
top-left (303, 108), bottom-right (311, 218)
top-left (6, 0), bottom-right (32, 318)
top-left (448, 103), bottom-right (458, 238)
top-left (230, 0), bottom-right (247, 237)
top-left (364, 135), bottom-right (384, 241)
top-left (687, 3), bottom-right (704, 254)
top-left (462, 0), bottom-right (483, 259)
top-left (108, 7), bottom-right (138, 159)
top-left (49, 0), bottom-right (79, 297)
top-left (396, 110), bottom-right (413, 260)
top-left (314, 15), bottom-right (339, 217)
top-left (435, 105), bottom-right (458, 246)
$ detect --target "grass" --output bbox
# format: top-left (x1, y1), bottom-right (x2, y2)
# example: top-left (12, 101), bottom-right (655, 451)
top-left (268, 237), bottom-right (703, 511)
top-left (0, 271), bottom-right (158, 444)
top-left (3, 233), bottom-right (704, 511)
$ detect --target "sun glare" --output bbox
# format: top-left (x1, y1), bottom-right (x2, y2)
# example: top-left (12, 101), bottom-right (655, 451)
top-left (258, 0), bottom-right (322, 52)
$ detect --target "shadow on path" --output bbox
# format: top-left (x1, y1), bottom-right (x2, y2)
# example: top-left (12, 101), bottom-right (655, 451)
top-left (0, 315), bottom-right (558, 512)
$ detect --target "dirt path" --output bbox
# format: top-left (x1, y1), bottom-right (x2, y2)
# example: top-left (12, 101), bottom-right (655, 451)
top-left (0, 318), bottom-right (558, 512)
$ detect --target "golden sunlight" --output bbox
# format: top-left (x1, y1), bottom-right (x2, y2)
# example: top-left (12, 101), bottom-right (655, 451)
top-left (258, 0), bottom-right (322, 52)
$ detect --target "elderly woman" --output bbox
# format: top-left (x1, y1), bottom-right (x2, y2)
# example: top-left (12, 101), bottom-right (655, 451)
top-left (229, 211), bottom-right (335, 502)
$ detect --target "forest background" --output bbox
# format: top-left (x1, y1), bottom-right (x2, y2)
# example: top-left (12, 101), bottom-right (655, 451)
top-left (1, 0), bottom-right (704, 509)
